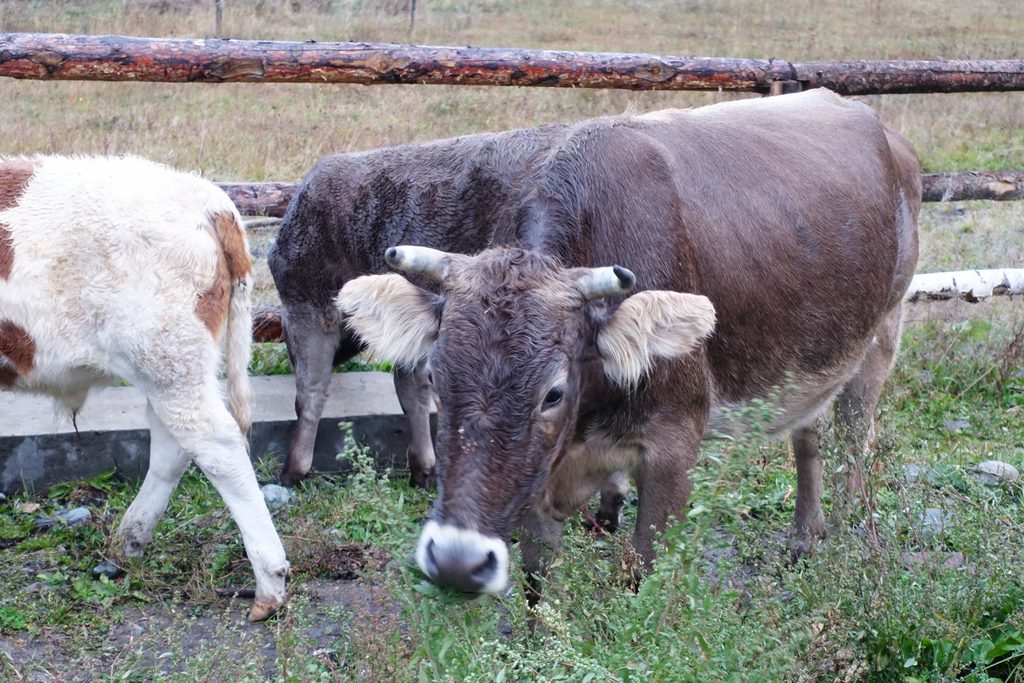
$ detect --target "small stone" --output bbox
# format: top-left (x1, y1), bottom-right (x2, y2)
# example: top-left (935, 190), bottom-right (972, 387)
top-left (34, 507), bottom-right (92, 531)
top-left (127, 623), bottom-right (146, 637)
top-left (920, 508), bottom-right (952, 535)
top-left (56, 507), bottom-right (91, 526)
top-left (968, 460), bottom-right (1020, 486)
top-left (24, 582), bottom-right (45, 593)
top-left (942, 419), bottom-right (972, 432)
top-left (261, 484), bottom-right (292, 510)
top-left (91, 560), bottom-right (125, 581)
top-left (904, 463), bottom-right (921, 484)
top-left (0, 492), bottom-right (6, 504)
top-left (954, 204), bottom-right (966, 213)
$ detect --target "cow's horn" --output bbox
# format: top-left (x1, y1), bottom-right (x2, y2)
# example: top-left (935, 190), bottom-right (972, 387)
top-left (579, 265), bottom-right (636, 300)
top-left (385, 246), bottom-right (453, 282)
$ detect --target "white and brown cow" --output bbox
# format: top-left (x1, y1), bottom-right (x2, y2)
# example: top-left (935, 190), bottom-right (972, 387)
top-left (0, 155), bottom-right (288, 620)
top-left (339, 89), bottom-right (921, 597)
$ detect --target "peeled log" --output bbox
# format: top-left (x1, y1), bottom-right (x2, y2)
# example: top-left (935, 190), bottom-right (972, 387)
top-left (905, 269), bottom-right (1024, 303)
top-left (921, 171), bottom-right (1024, 202)
top-left (4, 33), bottom-right (1024, 95)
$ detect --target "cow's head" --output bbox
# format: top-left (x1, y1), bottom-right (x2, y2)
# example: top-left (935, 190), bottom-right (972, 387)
top-left (337, 246), bottom-right (715, 594)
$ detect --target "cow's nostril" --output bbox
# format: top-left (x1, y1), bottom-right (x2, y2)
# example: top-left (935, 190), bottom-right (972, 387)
top-left (424, 539), bottom-right (439, 574)
top-left (472, 550), bottom-right (498, 581)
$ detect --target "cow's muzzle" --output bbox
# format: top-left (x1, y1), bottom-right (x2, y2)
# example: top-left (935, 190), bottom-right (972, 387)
top-left (416, 521), bottom-right (509, 594)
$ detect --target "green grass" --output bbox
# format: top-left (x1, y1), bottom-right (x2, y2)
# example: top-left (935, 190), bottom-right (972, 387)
top-left (3, 312), bottom-right (1023, 680)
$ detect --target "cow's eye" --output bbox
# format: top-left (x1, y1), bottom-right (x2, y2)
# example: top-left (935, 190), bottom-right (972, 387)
top-left (542, 387), bottom-right (564, 410)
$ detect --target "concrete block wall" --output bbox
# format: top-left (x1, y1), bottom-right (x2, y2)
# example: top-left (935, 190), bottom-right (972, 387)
top-left (0, 373), bottom-right (424, 495)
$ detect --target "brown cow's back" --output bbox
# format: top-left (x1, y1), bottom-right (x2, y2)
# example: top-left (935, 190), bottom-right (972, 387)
top-left (509, 89), bottom-right (920, 434)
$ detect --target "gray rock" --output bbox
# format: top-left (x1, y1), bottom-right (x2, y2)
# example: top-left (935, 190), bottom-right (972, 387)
top-left (0, 492), bottom-right (6, 504)
top-left (91, 560), bottom-right (125, 581)
top-left (904, 463), bottom-right (922, 484)
top-left (24, 582), bottom-right (45, 593)
top-left (955, 204), bottom-right (966, 213)
top-left (942, 419), bottom-right (972, 432)
top-left (261, 484), bottom-right (292, 509)
top-left (968, 460), bottom-right (1020, 486)
top-left (56, 507), bottom-right (91, 526)
top-left (127, 623), bottom-right (146, 637)
top-left (920, 508), bottom-right (952, 535)
top-left (34, 506), bottom-right (92, 531)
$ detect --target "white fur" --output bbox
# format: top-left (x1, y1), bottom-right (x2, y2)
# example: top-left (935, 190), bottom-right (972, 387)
top-left (416, 520), bottom-right (510, 594)
top-left (597, 290), bottom-right (716, 387)
top-left (336, 273), bottom-right (439, 368)
top-left (0, 155), bottom-right (287, 620)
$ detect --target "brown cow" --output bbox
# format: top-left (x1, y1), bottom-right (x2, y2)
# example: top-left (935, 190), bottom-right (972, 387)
top-left (338, 89), bottom-right (921, 596)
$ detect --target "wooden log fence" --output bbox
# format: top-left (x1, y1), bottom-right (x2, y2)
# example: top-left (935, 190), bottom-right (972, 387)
top-left (4, 33), bottom-right (1024, 96)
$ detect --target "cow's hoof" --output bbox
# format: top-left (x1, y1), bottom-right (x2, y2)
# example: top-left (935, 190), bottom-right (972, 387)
top-left (592, 512), bottom-right (621, 534)
top-left (248, 600), bottom-right (281, 622)
top-left (279, 470), bottom-right (304, 489)
top-left (409, 466), bottom-right (436, 491)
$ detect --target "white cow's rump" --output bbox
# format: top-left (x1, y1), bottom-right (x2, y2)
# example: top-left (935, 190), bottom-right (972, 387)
top-left (0, 155), bottom-right (288, 621)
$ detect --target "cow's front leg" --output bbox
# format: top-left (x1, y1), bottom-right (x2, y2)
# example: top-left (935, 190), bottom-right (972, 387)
top-left (393, 358), bottom-right (436, 490)
top-left (520, 506), bottom-right (565, 607)
top-left (279, 306), bottom-right (344, 487)
top-left (631, 426), bottom-right (702, 577)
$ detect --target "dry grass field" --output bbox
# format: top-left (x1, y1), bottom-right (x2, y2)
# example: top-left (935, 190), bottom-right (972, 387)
top-left (2, 0), bottom-right (1024, 181)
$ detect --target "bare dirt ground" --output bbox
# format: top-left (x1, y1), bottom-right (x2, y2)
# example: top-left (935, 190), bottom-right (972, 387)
top-left (0, 578), bottom-right (388, 681)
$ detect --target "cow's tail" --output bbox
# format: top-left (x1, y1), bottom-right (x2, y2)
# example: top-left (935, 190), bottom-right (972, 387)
top-left (211, 209), bottom-right (255, 446)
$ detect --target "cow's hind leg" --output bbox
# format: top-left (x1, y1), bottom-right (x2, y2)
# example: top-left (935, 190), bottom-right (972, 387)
top-left (393, 359), bottom-right (436, 490)
top-left (790, 423), bottom-right (825, 556)
top-left (148, 382), bottom-right (289, 621)
top-left (117, 400), bottom-right (192, 557)
top-left (279, 307), bottom-right (344, 487)
top-left (593, 471), bottom-right (629, 533)
top-left (833, 306), bottom-right (903, 511)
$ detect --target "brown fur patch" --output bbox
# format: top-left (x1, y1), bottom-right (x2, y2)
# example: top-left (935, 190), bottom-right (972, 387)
top-left (196, 248), bottom-right (231, 336)
top-left (196, 211), bottom-right (250, 335)
top-left (211, 210), bottom-right (252, 281)
top-left (0, 319), bottom-right (36, 387)
top-left (0, 160), bottom-right (37, 280)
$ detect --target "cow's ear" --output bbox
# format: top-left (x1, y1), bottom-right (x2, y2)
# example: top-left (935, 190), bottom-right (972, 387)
top-left (336, 274), bottom-right (440, 368)
top-left (596, 291), bottom-right (716, 387)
